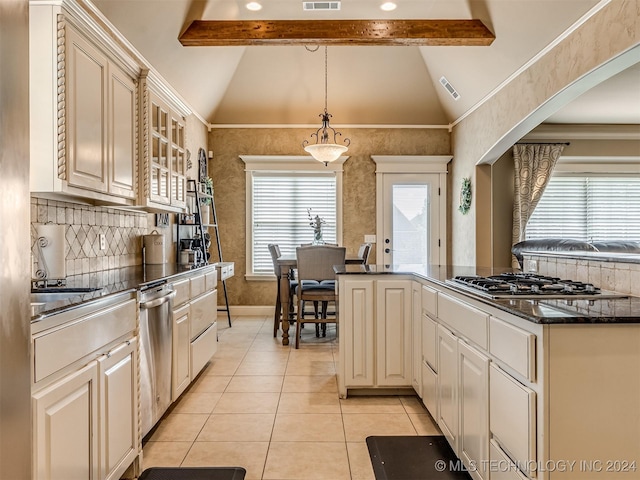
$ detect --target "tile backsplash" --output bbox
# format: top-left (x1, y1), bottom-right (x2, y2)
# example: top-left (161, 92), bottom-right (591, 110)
top-left (30, 197), bottom-right (148, 279)
top-left (524, 254), bottom-right (640, 297)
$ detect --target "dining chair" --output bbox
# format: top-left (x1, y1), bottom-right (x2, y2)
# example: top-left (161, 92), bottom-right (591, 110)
top-left (294, 245), bottom-right (346, 348)
top-left (357, 243), bottom-right (372, 264)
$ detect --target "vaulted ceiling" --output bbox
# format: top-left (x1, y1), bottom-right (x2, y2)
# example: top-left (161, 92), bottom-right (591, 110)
top-left (92, 0), bottom-right (640, 127)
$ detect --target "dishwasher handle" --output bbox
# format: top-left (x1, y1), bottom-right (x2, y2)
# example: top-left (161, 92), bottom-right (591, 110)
top-left (140, 291), bottom-right (176, 310)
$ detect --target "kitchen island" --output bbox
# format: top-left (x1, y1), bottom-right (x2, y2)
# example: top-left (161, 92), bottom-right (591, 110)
top-left (336, 264), bottom-right (640, 480)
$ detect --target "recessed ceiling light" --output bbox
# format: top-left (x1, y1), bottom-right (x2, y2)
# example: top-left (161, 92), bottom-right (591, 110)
top-left (380, 2), bottom-right (397, 11)
top-left (246, 2), bottom-right (262, 11)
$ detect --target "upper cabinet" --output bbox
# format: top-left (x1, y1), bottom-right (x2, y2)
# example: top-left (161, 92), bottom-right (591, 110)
top-left (138, 74), bottom-right (189, 212)
top-left (29, 0), bottom-right (191, 212)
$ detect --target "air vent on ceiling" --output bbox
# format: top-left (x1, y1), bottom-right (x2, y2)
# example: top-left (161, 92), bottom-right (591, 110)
top-left (439, 76), bottom-right (460, 101)
top-left (303, 2), bottom-right (341, 11)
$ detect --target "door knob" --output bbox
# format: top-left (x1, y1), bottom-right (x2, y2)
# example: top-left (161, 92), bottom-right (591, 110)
top-left (384, 248), bottom-right (390, 253)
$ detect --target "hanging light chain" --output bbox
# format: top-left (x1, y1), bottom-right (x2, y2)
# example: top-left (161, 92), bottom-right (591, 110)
top-left (324, 46), bottom-right (328, 112)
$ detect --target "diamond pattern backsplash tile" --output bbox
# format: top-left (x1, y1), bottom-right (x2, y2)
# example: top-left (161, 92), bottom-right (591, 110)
top-left (31, 197), bottom-right (149, 279)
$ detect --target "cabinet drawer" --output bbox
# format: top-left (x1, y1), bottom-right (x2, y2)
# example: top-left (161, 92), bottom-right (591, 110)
top-left (438, 293), bottom-right (488, 350)
top-left (422, 314), bottom-right (438, 371)
top-left (34, 299), bottom-right (136, 383)
top-left (205, 269), bottom-right (217, 291)
top-left (217, 263), bottom-right (234, 281)
top-left (190, 274), bottom-right (206, 298)
top-left (190, 322), bottom-right (218, 379)
top-left (490, 364), bottom-right (536, 477)
top-left (172, 278), bottom-right (190, 307)
top-left (190, 290), bottom-right (217, 340)
top-left (421, 361), bottom-right (438, 419)
top-left (489, 316), bottom-right (536, 381)
top-left (489, 440), bottom-right (529, 480)
top-left (421, 285), bottom-right (437, 317)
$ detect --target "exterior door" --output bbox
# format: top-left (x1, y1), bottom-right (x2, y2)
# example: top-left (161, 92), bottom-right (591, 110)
top-left (379, 173), bottom-right (443, 266)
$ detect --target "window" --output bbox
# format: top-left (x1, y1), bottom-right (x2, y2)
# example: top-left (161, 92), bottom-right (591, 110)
top-left (525, 175), bottom-right (640, 241)
top-left (240, 156), bottom-right (344, 279)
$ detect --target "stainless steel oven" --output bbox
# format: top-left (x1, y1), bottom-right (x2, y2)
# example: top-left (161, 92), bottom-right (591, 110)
top-left (139, 283), bottom-right (176, 438)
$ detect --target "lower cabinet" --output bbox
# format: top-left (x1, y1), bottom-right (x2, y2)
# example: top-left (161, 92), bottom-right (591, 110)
top-left (338, 277), bottom-right (412, 397)
top-left (98, 339), bottom-right (139, 480)
top-left (436, 324), bottom-right (490, 480)
top-left (33, 337), bottom-right (138, 480)
top-left (172, 303), bottom-right (191, 401)
top-left (33, 362), bottom-right (99, 480)
top-left (458, 339), bottom-right (489, 480)
top-left (437, 324), bottom-right (458, 450)
top-left (411, 281), bottom-right (423, 397)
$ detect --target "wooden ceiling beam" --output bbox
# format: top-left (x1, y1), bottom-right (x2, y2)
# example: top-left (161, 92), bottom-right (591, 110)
top-left (178, 19), bottom-right (495, 47)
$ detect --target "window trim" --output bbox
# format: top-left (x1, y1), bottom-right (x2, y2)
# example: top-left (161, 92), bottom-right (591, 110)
top-left (240, 155), bottom-right (347, 281)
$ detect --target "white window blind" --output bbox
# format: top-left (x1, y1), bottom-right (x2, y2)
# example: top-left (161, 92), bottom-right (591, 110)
top-left (526, 175), bottom-right (640, 241)
top-left (252, 172), bottom-right (337, 274)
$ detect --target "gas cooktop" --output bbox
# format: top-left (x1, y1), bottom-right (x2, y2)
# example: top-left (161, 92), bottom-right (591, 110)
top-left (447, 273), bottom-right (627, 300)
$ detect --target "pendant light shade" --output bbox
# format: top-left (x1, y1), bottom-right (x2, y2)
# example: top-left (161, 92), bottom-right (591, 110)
top-left (302, 47), bottom-right (350, 166)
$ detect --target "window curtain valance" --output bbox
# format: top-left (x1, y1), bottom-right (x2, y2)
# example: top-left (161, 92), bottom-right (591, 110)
top-left (512, 143), bottom-right (566, 267)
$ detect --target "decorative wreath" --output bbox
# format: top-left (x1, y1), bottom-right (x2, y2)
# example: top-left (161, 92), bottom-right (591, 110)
top-left (459, 177), bottom-right (472, 215)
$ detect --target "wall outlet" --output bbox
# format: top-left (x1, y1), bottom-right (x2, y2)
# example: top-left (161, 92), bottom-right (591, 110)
top-left (99, 233), bottom-right (106, 251)
top-left (364, 234), bottom-right (376, 243)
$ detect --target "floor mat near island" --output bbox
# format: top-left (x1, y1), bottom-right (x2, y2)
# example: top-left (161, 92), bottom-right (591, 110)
top-left (367, 436), bottom-right (472, 480)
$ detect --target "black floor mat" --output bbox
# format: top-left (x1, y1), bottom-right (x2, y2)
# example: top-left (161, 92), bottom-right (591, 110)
top-left (366, 436), bottom-right (473, 480)
top-left (138, 467), bottom-right (246, 480)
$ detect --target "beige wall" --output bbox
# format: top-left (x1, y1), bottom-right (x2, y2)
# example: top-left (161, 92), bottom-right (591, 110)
top-left (451, 0), bottom-right (640, 266)
top-left (209, 127), bottom-right (450, 306)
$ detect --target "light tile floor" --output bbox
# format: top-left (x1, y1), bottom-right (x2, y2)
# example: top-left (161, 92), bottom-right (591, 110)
top-left (141, 316), bottom-right (441, 480)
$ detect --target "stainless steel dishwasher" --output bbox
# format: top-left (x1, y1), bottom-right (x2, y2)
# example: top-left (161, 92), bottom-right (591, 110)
top-left (139, 283), bottom-right (176, 438)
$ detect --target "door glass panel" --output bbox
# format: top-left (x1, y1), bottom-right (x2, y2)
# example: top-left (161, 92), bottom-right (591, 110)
top-left (160, 171), bottom-right (168, 197)
top-left (151, 168), bottom-right (159, 196)
top-left (159, 141), bottom-right (168, 168)
top-left (392, 184), bottom-right (430, 265)
top-left (171, 119), bottom-right (177, 144)
top-left (152, 104), bottom-right (159, 133)
top-left (152, 136), bottom-right (160, 165)
top-left (159, 109), bottom-right (167, 136)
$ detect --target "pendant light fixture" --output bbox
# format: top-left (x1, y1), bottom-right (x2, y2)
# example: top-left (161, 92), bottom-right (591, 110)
top-left (303, 46), bottom-right (350, 166)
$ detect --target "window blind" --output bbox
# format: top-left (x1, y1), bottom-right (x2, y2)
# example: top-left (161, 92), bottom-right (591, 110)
top-left (252, 172), bottom-right (337, 274)
top-left (525, 175), bottom-right (640, 241)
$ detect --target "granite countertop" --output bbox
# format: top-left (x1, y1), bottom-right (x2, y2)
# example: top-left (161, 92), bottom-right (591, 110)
top-left (31, 263), bottom-right (217, 322)
top-left (334, 264), bottom-right (640, 324)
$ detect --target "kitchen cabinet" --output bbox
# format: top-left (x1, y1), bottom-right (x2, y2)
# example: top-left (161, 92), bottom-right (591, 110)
top-left (31, 291), bottom-right (138, 480)
top-left (172, 303), bottom-right (191, 401)
top-left (411, 282), bottom-right (422, 397)
top-left (30, 6), bottom-right (139, 205)
top-left (33, 361), bottom-right (99, 480)
top-left (458, 340), bottom-right (489, 480)
top-left (339, 272), bottom-right (640, 480)
top-left (138, 77), bottom-right (188, 212)
top-left (98, 338), bottom-right (138, 480)
top-left (338, 276), bottom-right (412, 397)
top-left (436, 324), bottom-right (458, 450)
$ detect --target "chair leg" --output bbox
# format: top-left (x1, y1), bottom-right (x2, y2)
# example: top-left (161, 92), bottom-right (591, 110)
top-left (296, 297), bottom-right (303, 349)
top-left (273, 284), bottom-right (282, 338)
top-left (314, 301), bottom-right (320, 337)
top-left (321, 301), bottom-right (329, 337)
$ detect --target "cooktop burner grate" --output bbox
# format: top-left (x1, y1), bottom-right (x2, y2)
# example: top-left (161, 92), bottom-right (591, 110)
top-left (447, 273), bottom-right (625, 299)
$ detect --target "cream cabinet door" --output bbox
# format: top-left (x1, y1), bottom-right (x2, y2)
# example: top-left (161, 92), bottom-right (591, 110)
top-left (458, 340), bottom-right (489, 480)
top-left (148, 96), bottom-right (172, 205)
top-left (437, 324), bottom-right (458, 451)
top-left (411, 282), bottom-right (422, 397)
top-left (172, 303), bottom-right (191, 401)
top-left (108, 63), bottom-right (136, 199)
top-left (375, 279), bottom-right (412, 387)
top-left (340, 279), bottom-right (375, 389)
top-left (98, 338), bottom-right (139, 480)
top-left (33, 361), bottom-right (99, 480)
top-left (66, 25), bottom-right (108, 193)
top-left (169, 113), bottom-right (186, 208)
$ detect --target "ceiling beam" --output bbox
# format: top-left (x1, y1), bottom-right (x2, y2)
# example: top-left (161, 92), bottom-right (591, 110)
top-left (178, 19), bottom-right (495, 47)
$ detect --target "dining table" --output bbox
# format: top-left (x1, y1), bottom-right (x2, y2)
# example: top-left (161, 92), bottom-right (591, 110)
top-left (276, 255), bottom-right (364, 346)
